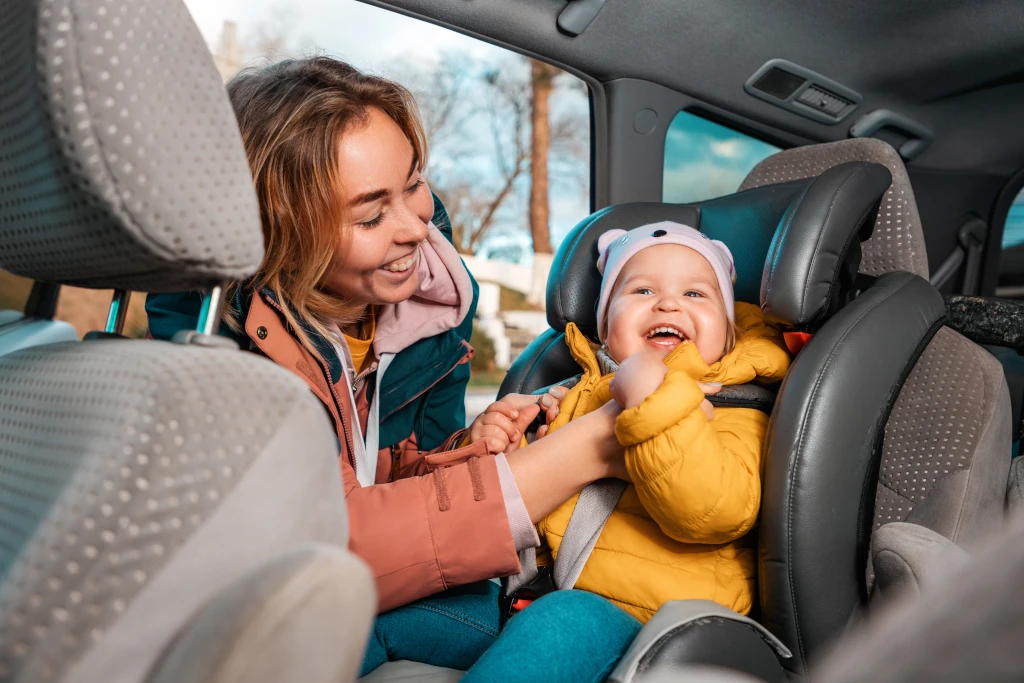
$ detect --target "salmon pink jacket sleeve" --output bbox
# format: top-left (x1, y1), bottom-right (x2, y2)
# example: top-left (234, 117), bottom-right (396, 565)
top-left (342, 433), bottom-right (526, 612)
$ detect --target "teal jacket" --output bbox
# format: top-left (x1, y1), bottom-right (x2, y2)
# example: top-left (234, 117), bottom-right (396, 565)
top-left (145, 195), bottom-right (477, 451)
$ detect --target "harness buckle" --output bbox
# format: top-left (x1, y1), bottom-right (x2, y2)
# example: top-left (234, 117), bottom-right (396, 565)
top-left (500, 565), bottom-right (555, 628)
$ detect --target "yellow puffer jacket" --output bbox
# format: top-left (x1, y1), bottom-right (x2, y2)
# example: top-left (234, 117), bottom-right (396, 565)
top-left (538, 302), bottom-right (791, 623)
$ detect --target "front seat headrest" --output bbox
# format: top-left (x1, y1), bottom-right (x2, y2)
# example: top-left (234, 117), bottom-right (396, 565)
top-left (740, 138), bottom-right (929, 278)
top-left (547, 161), bottom-right (893, 340)
top-left (0, 0), bottom-right (263, 292)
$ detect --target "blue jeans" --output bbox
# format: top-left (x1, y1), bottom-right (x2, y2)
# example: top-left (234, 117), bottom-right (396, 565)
top-left (360, 581), bottom-right (642, 682)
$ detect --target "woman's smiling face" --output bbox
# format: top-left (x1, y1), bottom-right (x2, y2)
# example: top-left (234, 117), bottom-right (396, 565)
top-left (322, 107), bottom-right (434, 306)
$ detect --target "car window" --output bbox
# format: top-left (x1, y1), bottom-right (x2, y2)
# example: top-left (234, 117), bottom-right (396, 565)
top-left (48, 0), bottom-right (591, 419)
top-left (997, 188), bottom-right (1024, 298)
top-left (663, 110), bottom-right (779, 203)
top-left (0, 269), bottom-right (33, 315)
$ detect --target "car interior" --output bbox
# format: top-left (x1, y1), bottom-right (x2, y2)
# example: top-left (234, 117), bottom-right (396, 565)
top-left (2, 0), bottom-right (1024, 682)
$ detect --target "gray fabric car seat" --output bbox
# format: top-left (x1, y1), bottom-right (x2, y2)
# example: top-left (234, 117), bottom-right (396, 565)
top-left (741, 140), bottom-right (1010, 555)
top-left (0, 1), bottom-right (375, 682)
top-left (738, 138), bottom-right (930, 280)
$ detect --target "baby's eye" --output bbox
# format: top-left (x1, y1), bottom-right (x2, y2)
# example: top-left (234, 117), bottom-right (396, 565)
top-left (634, 287), bottom-right (654, 295)
top-left (684, 290), bottom-right (704, 298)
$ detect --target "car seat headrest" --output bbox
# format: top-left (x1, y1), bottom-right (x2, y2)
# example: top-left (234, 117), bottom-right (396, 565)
top-left (760, 162), bottom-right (892, 328)
top-left (740, 138), bottom-right (928, 278)
top-left (0, 0), bottom-right (264, 292)
top-left (546, 161), bottom-right (892, 341)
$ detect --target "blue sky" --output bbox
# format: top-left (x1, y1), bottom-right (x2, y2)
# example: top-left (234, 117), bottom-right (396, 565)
top-left (663, 112), bottom-right (779, 204)
top-left (1003, 197), bottom-right (1024, 249)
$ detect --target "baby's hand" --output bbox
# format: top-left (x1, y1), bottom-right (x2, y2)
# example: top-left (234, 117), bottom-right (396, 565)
top-left (610, 351), bottom-right (669, 409)
top-left (697, 382), bottom-right (722, 421)
top-left (610, 352), bottom-right (723, 420)
top-left (468, 395), bottom-right (542, 454)
top-left (535, 384), bottom-right (569, 439)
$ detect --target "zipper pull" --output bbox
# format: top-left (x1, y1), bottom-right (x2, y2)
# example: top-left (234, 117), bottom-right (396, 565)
top-left (390, 443), bottom-right (402, 482)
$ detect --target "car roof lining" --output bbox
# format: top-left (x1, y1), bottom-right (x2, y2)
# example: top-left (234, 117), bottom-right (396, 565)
top-left (357, 0), bottom-right (1024, 177)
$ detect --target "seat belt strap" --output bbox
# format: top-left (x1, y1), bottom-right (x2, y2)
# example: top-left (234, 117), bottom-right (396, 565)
top-left (553, 478), bottom-right (628, 589)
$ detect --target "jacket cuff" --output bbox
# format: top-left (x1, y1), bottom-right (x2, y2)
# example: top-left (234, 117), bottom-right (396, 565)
top-left (443, 428), bottom-right (470, 452)
top-left (615, 370), bottom-right (705, 447)
top-left (495, 453), bottom-right (541, 551)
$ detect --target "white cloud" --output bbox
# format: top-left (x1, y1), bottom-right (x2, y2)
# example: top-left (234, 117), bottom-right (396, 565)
top-left (710, 139), bottom-right (744, 159)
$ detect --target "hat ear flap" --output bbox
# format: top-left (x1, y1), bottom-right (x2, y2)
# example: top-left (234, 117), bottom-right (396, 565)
top-left (712, 240), bottom-right (738, 284)
top-left (596, 229), bottom-right (628, 274)
top-left (597, 229), bottom-right (627, 255)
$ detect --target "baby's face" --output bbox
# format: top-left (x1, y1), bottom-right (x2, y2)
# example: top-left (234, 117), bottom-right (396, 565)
top-left (605, 244), bottom-right (729, 364)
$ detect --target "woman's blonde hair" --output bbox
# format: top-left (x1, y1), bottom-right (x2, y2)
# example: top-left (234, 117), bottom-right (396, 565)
top-left (224, 57), bottom-right (427, 356)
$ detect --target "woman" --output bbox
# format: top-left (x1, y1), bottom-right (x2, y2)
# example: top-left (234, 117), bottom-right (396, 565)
top-left (146, 58), bottom-right (638, 681)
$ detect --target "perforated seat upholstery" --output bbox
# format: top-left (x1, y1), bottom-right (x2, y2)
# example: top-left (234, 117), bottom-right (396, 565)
top-left (0, 343), bottom-right (366, 683)
top-left (741, 140), bottom-right (1010, 552)
top-left (739, 138), bottom-right (929, 279)
top-left (735, 140), bottom-right (1012, 679)
top-left (0, 0), bottom-right (262, 291)
top-left (0, 1), bottom-right (375, 682)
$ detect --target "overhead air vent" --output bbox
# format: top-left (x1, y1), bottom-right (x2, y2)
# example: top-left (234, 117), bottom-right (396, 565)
top-left (744, 59), bottom-right (861, 124)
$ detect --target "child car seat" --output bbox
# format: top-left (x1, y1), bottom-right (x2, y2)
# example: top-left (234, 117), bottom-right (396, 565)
top-left (503, 140), bottom-right (1012, 682)
top-left (363, 157), bottom-right (896, 683)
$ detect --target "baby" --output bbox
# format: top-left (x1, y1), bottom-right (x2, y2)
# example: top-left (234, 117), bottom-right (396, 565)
top-left (473, 221), bottom-right (791, 622)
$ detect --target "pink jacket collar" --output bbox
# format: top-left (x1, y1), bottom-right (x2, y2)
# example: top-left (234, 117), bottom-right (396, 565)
top-left (373, 222), bottom-right (474, 355)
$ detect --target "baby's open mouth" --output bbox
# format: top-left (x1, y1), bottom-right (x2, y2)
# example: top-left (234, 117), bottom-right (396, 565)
top-left (645, 325), bottom-right (688, 347)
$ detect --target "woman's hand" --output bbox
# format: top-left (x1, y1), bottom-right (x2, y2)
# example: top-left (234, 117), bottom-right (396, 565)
top-left (505, 398), bottom-right (628, 523)
top-left (591, 400), bottom-right (629, 481)
top-left (609, 351), bottom-right (669, 409)
top-left (468, 385), bottom-right (569, 453)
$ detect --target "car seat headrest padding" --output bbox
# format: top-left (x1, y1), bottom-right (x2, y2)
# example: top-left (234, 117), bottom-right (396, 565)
top-left (0, 0), bottom-right (264, 291)
top-left (740, 138), bottom-right (928, 279)
top-left (760, 162), bottom-right (893, 329)
top-left (547, 162), bottom-right (891, 340)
